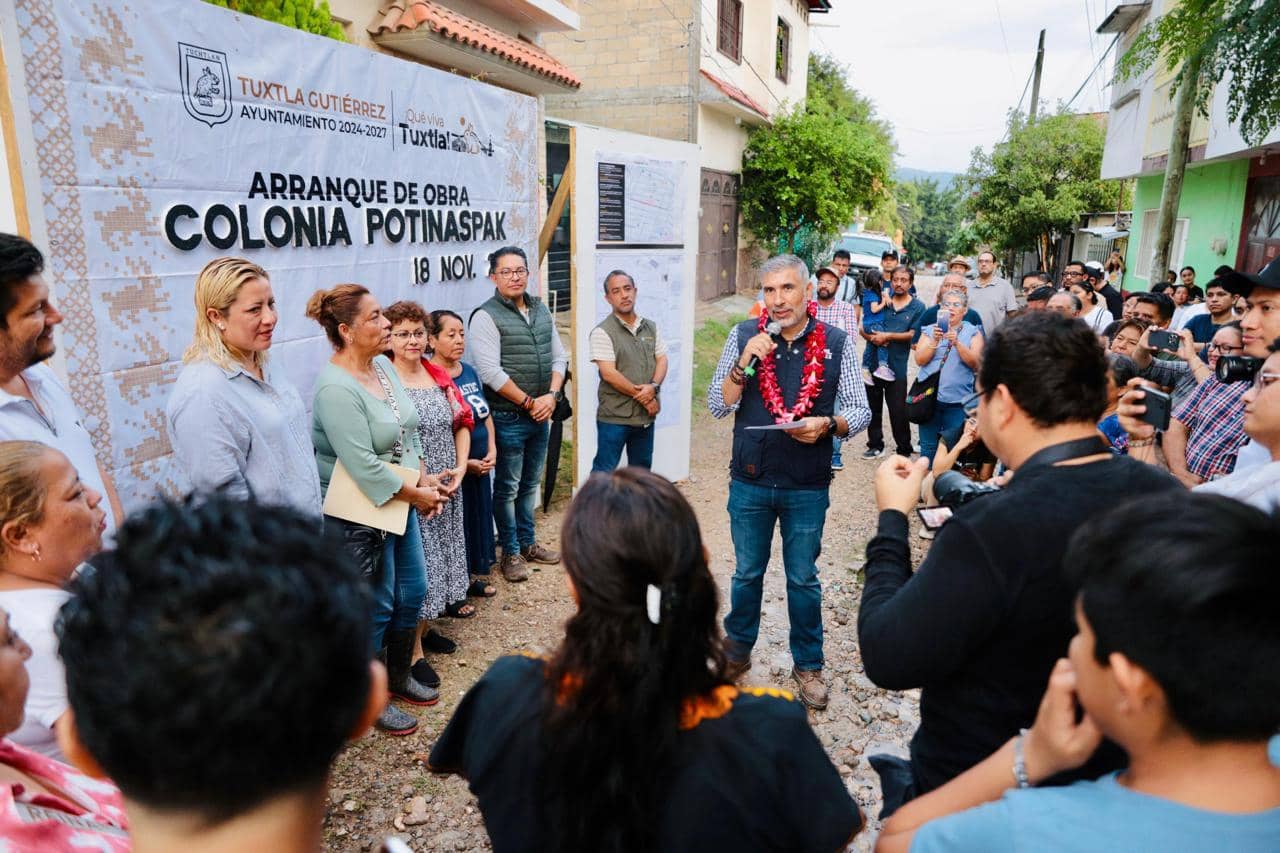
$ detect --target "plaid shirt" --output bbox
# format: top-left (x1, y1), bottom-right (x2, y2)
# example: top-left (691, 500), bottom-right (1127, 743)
top-left (814, 299), bottom-right (859, 334)
top-left (1174, 376), bottom-right (1250, 480)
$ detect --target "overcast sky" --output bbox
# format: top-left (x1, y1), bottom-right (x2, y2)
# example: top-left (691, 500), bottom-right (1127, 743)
top-left (813, 0), bottom-right (1118, 174)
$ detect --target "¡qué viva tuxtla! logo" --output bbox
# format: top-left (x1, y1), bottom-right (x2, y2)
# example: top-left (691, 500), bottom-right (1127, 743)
top-left (179, 42), bottom-right (232, 127)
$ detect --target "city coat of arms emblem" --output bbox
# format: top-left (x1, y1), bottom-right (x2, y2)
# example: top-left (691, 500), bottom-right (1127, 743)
top-left (179, 42), bottom-right (232, 127)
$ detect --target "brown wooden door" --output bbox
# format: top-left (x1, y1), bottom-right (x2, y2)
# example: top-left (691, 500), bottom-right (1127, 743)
top-left (698, 169), bottom-right (740, 300)
top-left (1239, 175), bottom-right (1280, 273)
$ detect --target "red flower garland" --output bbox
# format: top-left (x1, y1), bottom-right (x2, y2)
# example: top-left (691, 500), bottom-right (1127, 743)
top-left (757, 302), bottom-right (826, 423)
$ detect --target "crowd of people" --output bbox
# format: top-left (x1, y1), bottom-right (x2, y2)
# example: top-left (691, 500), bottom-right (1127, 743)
top-left (0, 222), bottom-right (1277, 851)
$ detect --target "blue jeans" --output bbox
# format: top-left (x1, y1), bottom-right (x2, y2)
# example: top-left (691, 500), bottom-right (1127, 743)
top-left (723, 480), bottom-right (830, 671)
top-left (918, 401), bottom-right (967, 466)
top-left (492, 411), bottom-right (550, 554)
top-left (371, 510), bottom-right (428, 652)
top-left (591, 421), bottom-right (655, 472)
top-left (831, 437), bottom-right (844, 466)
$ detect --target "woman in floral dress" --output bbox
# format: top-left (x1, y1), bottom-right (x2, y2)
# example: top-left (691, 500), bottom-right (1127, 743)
top-left (386, 301), bottom-right (472, 687)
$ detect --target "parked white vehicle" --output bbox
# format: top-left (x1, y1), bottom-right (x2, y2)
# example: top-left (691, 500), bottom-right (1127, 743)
top-left (833, 231), bottom-right (899, 278)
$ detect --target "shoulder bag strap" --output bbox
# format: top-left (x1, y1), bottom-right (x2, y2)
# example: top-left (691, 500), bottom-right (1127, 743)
top-left (372, 361), bottom-right (406, 465)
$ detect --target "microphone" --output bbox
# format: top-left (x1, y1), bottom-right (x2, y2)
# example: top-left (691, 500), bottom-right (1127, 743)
top-left (743, 320), bottom-right (783, 376)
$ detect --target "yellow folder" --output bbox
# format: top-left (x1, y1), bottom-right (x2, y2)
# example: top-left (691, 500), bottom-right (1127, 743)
top-left (322, 459), bottom-right (421, 535)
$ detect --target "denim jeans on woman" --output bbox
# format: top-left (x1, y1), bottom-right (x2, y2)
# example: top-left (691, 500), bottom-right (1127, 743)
top-left (918, 402), bottom-right (968, 466)
top-left (371, 509), bottom-right (428, 653)
top-left (723, 480), bottom-right (829, 671)
top-left (492, 411), bottom-right (550, 555)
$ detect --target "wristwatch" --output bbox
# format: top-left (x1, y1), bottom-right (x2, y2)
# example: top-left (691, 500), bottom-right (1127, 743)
top-left (652, 382), bottom-right (661, 395)
top-left (553, 389), bottom-right (565, 403)
top-left (825, 416), bottom-right (838, 436)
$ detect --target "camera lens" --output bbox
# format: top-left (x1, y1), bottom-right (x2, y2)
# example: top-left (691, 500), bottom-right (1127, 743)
top-left (1215, 356), bottom-right (1263, 384)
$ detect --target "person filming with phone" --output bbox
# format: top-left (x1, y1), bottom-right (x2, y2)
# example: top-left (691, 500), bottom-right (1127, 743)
top-left (1118, 260), bottom-right (1280, 508)
top-left (858, 312), bottom-right (1179, 817)
top-left (707, 254), bottom-right (870, 710)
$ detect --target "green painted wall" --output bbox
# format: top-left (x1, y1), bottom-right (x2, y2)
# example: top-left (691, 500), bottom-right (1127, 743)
top-left (1123, 159), bottom-right (1249, 290)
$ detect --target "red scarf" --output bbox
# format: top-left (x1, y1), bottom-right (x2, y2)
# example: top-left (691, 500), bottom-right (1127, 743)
top-left (423, 359), bottom-right (475, 432)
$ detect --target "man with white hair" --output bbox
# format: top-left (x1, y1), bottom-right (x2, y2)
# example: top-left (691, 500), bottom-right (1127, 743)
top-left (708, 255), bottom-right (871, 710)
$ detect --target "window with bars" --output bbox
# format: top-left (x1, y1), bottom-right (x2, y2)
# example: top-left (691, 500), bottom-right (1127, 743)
top-left (717, 0), bottom-right (742, 62)
top-left (776, 18), bottom-right (791, 82)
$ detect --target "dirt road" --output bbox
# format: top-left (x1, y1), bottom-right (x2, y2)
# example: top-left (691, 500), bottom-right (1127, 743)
top-left (324, 281), bottom-right (944, 851)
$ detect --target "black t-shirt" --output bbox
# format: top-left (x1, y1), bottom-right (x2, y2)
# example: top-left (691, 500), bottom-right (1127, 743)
top-left (859, 455), bottom-right (1180, 795)
top-left (428, 654), bottom-right (862, 852)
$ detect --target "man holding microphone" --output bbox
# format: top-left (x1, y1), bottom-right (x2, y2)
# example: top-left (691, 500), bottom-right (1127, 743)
top-left (707, 255), bottom-right (871, 709)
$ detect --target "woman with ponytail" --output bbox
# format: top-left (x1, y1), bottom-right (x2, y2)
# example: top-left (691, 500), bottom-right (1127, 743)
top-left (429, 467), bottom-right (861, 851)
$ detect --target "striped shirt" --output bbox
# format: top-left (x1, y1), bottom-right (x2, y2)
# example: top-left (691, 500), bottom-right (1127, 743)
top-left (1173, 376), bottom-right (1250, 481)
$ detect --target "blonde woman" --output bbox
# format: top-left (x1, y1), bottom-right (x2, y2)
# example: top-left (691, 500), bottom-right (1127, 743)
top-left (165, 257), bottom-right (321, 515)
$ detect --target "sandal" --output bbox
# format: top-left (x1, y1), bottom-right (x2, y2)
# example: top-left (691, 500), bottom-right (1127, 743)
top-left (421, 629), bottom-right (457, 655)
top-left (444, 600), bottom-right (477, 619)
top-left (411, 659), bottom-right (441, 689)
top-left (467, 577), bottom-right (497, 598)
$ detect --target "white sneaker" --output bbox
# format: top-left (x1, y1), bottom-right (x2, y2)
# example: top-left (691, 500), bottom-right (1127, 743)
top-left (873, 364), bottom-right (896, 382)
top-left (861, 367), bottom-right (874, 385)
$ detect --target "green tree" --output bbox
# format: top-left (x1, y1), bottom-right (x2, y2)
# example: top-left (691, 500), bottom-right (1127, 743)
top-left (740, 55), bottom-right (894, 267)
top-left (945, 222), bottom-right (981, 259)
top-left (1118, 0), bottom-right (1279, 147)
top-left (903, 178), bottom-right (962, 263)
top-left (205, 0), bottom-right (346, 40)
top-left (960, 109), bottom-right (1118, 271)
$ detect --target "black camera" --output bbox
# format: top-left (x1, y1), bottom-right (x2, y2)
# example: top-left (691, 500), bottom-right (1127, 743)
top-left (934, 470), bottom-right (1001, 509)
top-left (1216, 356), bottom-right (1263, 384)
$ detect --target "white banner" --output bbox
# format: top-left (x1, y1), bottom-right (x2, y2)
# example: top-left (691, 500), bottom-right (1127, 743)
top-left (2, 0), bottom-right (540, 505)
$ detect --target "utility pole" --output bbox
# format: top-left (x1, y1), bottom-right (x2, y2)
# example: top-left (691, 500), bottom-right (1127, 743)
top-left (1029, 29), bottom-right (1045, 122)
top-left (1152, 49), bottom-right (1205, 284)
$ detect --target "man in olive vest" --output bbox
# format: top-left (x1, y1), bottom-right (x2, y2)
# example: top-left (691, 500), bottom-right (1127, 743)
top-left (589, 270), bottom-right (669, 472)
top-left (467, 246), bottom-right (567, 582)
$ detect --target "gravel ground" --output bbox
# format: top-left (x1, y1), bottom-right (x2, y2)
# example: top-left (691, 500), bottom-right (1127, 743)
top-left (323, 279), bottom-right (943, 851)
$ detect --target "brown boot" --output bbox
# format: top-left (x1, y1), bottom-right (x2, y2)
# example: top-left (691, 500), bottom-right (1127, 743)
top-left (500, 552), bottom-right (530, 582)
top-left (520, 543), bottom-right (560, 565)
top-left (791, 668), bottom-right (828, 710)
top-left (725, 656), bottom-right (752, 683)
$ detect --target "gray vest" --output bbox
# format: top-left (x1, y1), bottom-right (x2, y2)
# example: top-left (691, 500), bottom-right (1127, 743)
top-left (476, 291), bottom-right (554, 413)
top-left (595, 314), bottom-right (658, 426)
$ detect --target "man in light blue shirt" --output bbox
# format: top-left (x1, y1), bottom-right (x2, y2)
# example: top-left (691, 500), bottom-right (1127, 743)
top-left (0, 234), bottom-right (122, 533)
top-left (873, 490), bottom-right (1280, 852)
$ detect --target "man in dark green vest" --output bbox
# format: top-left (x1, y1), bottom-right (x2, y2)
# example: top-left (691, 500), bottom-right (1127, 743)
top-left (589, 270), bottom-right (668, 472)
top-left (467, 247), bottom-right (567, 582)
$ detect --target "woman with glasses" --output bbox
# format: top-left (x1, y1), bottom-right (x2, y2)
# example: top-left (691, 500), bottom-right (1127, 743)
top-left (385, 301), bottom-right (473, 693)
top-left (913, 288), bottom-right (984, 465)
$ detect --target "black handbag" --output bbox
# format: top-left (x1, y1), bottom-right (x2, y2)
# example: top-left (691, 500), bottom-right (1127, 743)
top-left (333, 518), bottom-right (386, 581)
top-left (906, 339), bottom-right (953, 424)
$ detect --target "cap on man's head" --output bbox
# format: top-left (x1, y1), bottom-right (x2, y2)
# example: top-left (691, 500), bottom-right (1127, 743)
top-left (881, 249), bottom-right (899, 261)
top-left (947, 255), bottom-right (971, 271)
top-left (815, 266), bottom-right (839, 280)
top-left (1219, 259), bottom-right (1280, 296)
top-left (1084, 261), bottom-right (1104, 280)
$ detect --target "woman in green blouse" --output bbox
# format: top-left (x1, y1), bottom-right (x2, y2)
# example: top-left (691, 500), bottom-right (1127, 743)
top-left (306, 284), bottom-right (444, 736)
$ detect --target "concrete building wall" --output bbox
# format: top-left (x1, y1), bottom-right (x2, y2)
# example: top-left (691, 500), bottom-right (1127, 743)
top-left (698, 0), bottom-right (809, 118)
top-left (543, 0), bottom-right (695, 141)
top-left (1124, 159), bottom-right (1249, 289)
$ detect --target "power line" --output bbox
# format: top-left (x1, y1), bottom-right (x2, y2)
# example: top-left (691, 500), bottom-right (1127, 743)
top-left (992, 0), bottom-right (1018, 89)
top-left (1064, 32), bottom-right (1121, 110)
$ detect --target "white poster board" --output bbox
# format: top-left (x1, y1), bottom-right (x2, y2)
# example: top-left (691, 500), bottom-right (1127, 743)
top-left (0, 0), bottom-right (540, 506)
top-left (568, 123), bottom-right (698, 484)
